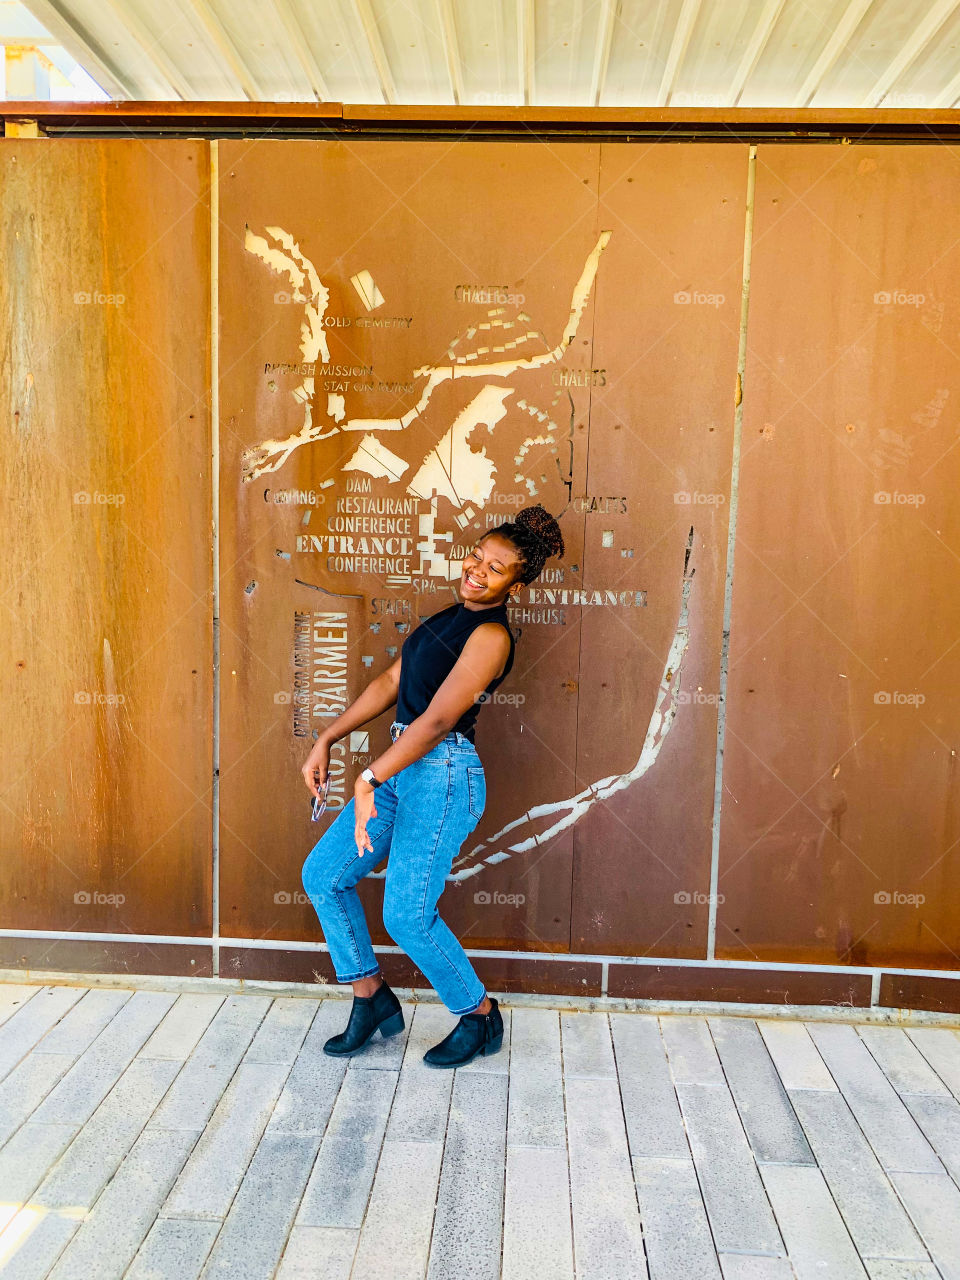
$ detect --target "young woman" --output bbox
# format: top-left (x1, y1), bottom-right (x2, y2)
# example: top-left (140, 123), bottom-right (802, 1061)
top-left (300, 504), bottom-right (564, 1068)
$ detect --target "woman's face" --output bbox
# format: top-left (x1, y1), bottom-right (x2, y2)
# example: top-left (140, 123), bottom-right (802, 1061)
top-left (459, 533), bottom-right (524, 605)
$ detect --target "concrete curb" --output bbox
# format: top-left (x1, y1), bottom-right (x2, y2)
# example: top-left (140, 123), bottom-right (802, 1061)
top-left (2, 969), bottom-right (960, 1028)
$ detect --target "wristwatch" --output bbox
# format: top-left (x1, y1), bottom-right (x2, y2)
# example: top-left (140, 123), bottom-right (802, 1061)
top-left (360, 766), bottom-right (381, 789)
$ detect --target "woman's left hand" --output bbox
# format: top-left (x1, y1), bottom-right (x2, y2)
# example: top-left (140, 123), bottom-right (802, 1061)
top-left (354, 780), bottom-right (377, 857)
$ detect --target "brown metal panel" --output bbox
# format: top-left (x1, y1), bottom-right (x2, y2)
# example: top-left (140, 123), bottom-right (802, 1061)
top-left (607, 964), bottom-right (872, 1006)
top-left (221, 947), bottom-right (430, 992)
top-left (718, 145), bottom-right (960, 969)
top-left (0, 940), bottom-right (212, 977)
top-left (0, 140), bottom-right (213, 940)
top-left (570, 143), bottom-right (748, 957)
top-left (374, 953), bottom-right (432, 990)
top-left (471, 955), bottom-right (603, 997)
top-left (219, 947), bottom-right (602, 998)
top-left (878, 973), bottom-right (960, 1016)
top-left (219, 947), bottom-right (336, 985)
top-left (217, 139), bottom-right (601, 955)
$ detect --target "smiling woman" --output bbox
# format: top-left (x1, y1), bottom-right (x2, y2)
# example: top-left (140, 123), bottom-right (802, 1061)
top-left (298, 503), bottom-right (565, 1069)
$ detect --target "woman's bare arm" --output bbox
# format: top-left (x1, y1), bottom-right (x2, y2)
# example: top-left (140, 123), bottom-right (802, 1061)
top-left (316, 656), bottom-right (402, 749)
top-left (361, 623), bottom-right (510, 783)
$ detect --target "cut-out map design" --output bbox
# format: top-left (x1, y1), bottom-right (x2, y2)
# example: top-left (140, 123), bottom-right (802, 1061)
top-left (241, 226), bottom-right (696, 880)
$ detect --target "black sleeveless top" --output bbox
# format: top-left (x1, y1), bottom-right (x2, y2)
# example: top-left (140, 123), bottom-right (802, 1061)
top-left (395, 600), bottom-right (516, 742)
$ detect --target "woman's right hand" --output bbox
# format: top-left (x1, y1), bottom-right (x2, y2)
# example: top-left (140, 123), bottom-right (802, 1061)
top-left (302, 737), bottom-right (331, 799)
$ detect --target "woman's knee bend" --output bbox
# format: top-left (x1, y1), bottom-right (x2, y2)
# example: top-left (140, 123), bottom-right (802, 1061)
top-left (382, 896), bottom-right (432, 949)
top-left (382, 897), bottom-right (413, 946)
top-left (301, 850), bottom-right (333, 906)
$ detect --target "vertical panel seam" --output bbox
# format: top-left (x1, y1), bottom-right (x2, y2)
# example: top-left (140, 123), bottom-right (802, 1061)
top-left (706, 144), bottom-right (758, 962)
top-left (569, 141), bottom-right (604, 958)
top-left (210, 139), bottom-right (221, 977)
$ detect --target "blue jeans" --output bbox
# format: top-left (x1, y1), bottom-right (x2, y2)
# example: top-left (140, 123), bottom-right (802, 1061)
top-left (301, 721), bottom-right (488, 1016)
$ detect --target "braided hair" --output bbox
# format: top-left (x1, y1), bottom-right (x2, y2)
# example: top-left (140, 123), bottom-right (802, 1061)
top-left (485, 504), bottom-right (565, 586)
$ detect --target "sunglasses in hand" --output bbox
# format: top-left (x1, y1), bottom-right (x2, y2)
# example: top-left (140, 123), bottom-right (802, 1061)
top-left (310, 777), bottom-right (330, 821)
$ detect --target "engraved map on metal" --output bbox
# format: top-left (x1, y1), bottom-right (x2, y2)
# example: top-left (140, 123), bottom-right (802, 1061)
top-left (237, 219), bottom-right (694, 881)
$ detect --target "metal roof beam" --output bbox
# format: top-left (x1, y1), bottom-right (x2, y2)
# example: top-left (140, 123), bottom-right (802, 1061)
top-left (0, 35), bottom-right (62, 45)
top-left (932, 61), bottom-right (960, 106)
top-left (354, 0), bottom-right (397, 105)
top-left (794, 0), bottom-right (872, 108)
top-left (99, 0), bottom-right (189, 100)
top-left (519, 0), bottom-right (534, 106)
top-left (590, 0), bottom-right (616, 107)
top-left (19, 0), bottom-right (137, 98)
top-left (727, 0), bottom-right (786, 107)
top-left (270, 0), bottom-right (329, 102)
top-left (11, 101), bottom-right (960, 142)
top-left (862, 0), bottom-right (960, 106)
top-left (179, 0), bottom-right (259, 100)
top-left (656, 0), bottom-right (701, 108)
top-left (435, 0), bottom-right (463, 105)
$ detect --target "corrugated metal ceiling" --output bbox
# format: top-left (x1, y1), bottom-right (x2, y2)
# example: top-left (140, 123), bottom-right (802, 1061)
top-left (19, 0), bottom-right (960, 108)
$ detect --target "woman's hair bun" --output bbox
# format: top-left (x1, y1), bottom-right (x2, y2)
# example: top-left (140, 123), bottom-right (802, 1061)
top-left (514, 504), bottom-right (565, 559)
top-left (484, 503), bottom-right (564, 585)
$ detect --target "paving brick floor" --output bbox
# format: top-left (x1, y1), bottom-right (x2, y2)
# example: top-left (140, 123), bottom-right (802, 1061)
top-left (1, 981), bottom-right (959, 1278)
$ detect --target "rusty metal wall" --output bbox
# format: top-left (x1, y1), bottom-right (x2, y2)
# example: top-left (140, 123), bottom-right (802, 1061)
top-left (719, 144), bottom-right (960, 973)
top-left (216, 140), bottom-right (603, 968)
top-left (2, 133), bottom-right (959, 1010)
top-left (571, 143), bottom-right (746, 961)
top-left (0, 139), bottom-right (213, 973)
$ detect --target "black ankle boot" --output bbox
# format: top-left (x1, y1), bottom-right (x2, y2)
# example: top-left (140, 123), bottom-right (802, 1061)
top-left (423, 997), bottom-right (503, 1068)
top-left (323, 979), bottom-right (405, 1057)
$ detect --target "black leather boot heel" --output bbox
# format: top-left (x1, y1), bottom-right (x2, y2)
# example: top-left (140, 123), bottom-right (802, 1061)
top-left (483, 1029), bottom-right (504, 1055)
top-left (423, 996), bottom-right (503, 1068)
top-left (323, 980), bottom-right (405, 1057)
top-left (377, 1009), bottom-right (405, 1038)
